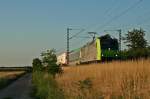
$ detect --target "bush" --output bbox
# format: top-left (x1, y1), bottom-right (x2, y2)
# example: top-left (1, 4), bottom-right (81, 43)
top-left (121, 48), bottom-right (150, 60)
top-left (47, 64), bottom-right (63, 78)
top-left (41, 49), bottom-right (63, 78)
top-left (32, 58), bottom-right (43, 72)
top-left (32, 71), bottom-right (65, 99)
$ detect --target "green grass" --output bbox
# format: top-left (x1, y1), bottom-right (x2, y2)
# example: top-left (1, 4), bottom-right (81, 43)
top-left (32, 71), bottom-right (65, 99)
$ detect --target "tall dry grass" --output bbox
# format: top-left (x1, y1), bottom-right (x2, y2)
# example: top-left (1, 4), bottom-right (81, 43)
top-left (56, 59), bottom-right (150, 99)
top-left (0, 71), bottom-right (25, 78)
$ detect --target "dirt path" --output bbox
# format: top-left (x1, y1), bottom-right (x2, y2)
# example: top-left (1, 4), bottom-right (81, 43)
top-left (0, 73), bottom-right (32, 99)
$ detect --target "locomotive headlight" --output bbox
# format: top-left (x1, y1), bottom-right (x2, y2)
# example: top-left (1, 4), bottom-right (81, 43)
top-left (102, 54), bottom-right (104, 56)
top-left (116, 54), bottom-right (118, 57)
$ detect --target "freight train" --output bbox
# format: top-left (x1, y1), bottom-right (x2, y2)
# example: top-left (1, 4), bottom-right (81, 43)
top-left (57, 34), bottom-right (119, 65)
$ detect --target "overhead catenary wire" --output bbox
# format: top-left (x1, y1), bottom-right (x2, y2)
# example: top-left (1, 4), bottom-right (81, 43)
top-left (57, 0), bottom-right (145, 55)
top-left (69, 0), bottom-right (142, 37)
top-left (56, 47), bottom-right (66, 55)
top-left (104, 0), bottom-right (122, 17)
top-left (67, 0), bottom-right (120, 40)
top-left (76, 0), bottom-right (120, 35)
top-left (95, 0), bottom-right (144, 31)
top-left (102, 0), bottom-right (120, 17)
top-left (69, 29), bottom-right (85, 39)
top-left (70, 38), bottom-right (90, 51)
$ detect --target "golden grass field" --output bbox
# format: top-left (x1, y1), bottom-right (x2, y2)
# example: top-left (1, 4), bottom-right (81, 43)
top-left (0, 71), bottom-right (25, 79)
top-left (56, 59), bottom-right (150, 99)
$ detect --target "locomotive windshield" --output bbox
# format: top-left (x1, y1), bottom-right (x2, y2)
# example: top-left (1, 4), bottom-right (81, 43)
top-left (99, 34), bottom-right (119, 50)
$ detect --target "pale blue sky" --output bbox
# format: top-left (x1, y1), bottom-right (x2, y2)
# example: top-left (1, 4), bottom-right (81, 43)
top-left (0, 0), bottom-right (150, 66)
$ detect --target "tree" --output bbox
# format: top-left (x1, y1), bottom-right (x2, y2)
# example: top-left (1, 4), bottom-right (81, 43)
top-left (123, 28), bottom-right (149, 59)
top-left (124, 28), bottom-right (147, 49)
top-left (32, 58), bottom-right (43, 71)
top-left (41, 49), bottom-right (62, 78)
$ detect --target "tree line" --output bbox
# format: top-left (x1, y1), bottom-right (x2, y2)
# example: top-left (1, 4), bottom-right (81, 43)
top-left (122, 28), bottom-right (150, 59)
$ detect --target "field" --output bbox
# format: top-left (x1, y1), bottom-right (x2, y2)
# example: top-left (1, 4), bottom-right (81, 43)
top-left (0, 71), bottom-right (25, 78)
top-left (56, 59), bottom-right (150, 99)
top-left (0, 71), bottom-right (25, 89)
